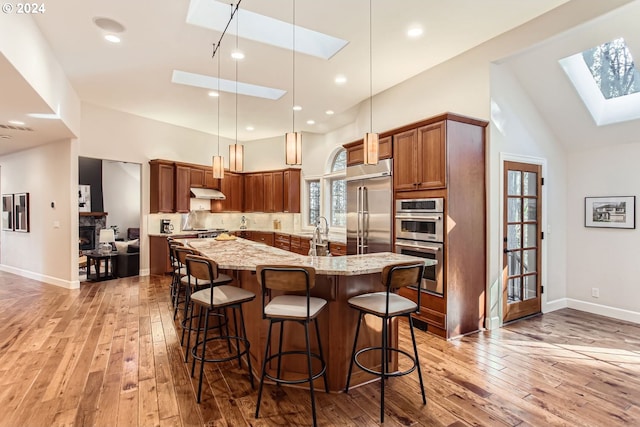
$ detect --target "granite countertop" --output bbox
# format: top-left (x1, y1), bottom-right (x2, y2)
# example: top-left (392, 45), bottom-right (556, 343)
top-left (185, 238), bottom-right (433, 276)
top-left (148, 231), bottom-right (202, 238)
top-left (233, 228), bottom-right (347, 244)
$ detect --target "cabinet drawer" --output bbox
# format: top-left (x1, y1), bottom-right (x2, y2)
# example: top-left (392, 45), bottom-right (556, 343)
top-left (417, 308), bottom-right (446, 330)
top-left (329, 241), bottom-right (346, 255)
top-left (252, 231), bottom-right (274, 246)
top-left (274, 233), bottom-right (291, 250)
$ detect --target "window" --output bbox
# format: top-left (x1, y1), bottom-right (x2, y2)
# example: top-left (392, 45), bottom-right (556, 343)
top-left (303, 148), bottom-right (347, 229)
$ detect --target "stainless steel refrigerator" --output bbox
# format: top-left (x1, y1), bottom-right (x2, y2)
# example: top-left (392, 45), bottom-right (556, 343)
top-left (346, 158), bottom-right (393, 255)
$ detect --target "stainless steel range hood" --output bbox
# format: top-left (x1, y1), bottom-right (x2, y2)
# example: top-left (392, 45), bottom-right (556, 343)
top-left (190, 187), bottom-right (226, 200)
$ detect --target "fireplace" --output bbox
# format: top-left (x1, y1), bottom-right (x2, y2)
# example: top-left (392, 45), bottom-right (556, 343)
top-left (79, 226), bottom-right (95, 251)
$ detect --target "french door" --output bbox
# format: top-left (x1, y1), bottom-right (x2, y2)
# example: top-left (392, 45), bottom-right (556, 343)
top-left (502, 161), bottom-right (542, 323)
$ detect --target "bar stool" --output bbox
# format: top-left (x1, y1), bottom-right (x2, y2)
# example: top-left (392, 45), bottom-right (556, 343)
top-left (186, 254), bottom-right (255, 403)
top-left (254, 265), bottom-right (329, 427)
top-left (167, 238), bottom-right (184, 308)
top-left (345, 261), bottom-right (427, 423)
top-left (175, 247), bottom-right (233, 363)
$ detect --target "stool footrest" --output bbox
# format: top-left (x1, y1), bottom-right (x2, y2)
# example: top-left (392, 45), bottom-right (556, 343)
top-left (191, 335), bottom-right (250, 364)
top-left (263, 350), bottom-right (327, 385)
top-left (354, 346), bottom-right (417, 378)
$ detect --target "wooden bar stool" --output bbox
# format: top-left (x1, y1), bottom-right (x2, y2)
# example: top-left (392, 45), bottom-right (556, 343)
top-left (254, 265), bottom-right (329, 427)
top-left (167, 238), bottom-right (184, 308)
top-left (345, 261), bottom-right (427, 423)
top-left (186, 254), bottom-right (255, 403)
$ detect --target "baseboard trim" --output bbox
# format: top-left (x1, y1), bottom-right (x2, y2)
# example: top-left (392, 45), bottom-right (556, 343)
top-left (485, 315), bottom-right (501, 330)
top-left (0, 265), bottom-right (79, 289)
top-left (139, 268), bottom-right (150, 277)
top-left (566, 298), bottom-right (640, 325)
top-left (543, 297), bottom-right (568, 313)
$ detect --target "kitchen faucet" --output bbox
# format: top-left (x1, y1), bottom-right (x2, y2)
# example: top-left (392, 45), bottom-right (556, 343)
top-left (309, 216), bottom-right (329, 256)
top-left (317, 216), bottom-right (329, 238)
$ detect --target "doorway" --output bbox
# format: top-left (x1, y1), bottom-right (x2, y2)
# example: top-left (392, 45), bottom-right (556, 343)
top-left (502, 161), bottom-right (542, 323)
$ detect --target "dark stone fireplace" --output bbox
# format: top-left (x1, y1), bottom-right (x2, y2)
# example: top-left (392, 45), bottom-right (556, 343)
top-left (79, 213), bottom-right (107, 253)
top-left (79, 226), bottom-right (95, 251)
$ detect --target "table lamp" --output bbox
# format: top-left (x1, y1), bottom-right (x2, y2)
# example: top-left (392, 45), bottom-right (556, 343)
top-left (98, 228), bottom-right (115, 254)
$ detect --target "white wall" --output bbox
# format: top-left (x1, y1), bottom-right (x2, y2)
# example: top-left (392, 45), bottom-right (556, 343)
top-left (102, 160), bottom-right (141, 239)
top-left (566, 143), bottom-right (640, 323)
top-left (0, 139), bottom-right (77, 288)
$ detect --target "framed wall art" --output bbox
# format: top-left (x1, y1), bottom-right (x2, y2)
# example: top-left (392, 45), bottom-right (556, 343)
top-left (14, 192), bottom-right (30, 232)
top-left (585, 196), bottom-right (635, 229)
top-left (2, 194), bottom-right (13, 231)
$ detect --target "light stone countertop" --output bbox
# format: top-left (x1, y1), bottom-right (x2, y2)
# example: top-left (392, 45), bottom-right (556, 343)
top-left (150, 229), bottom-right (347, 243)
top-left (185, 238), bottom-right (433, 276)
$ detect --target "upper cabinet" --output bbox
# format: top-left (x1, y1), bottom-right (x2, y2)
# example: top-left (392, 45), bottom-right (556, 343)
top-left (174, 164), bottom-right (191, 213)
top-left (283, 169), bottom-right (301, 213)
top-left (150, 160), bottom-right (175, 213)
top-left (393, 121), bottom-right (446, 191)
top-left (212, 171), bottom-right (243, 212)
top-left (190, 167), bottom-right (205, 188)
top-left (344, 136), bottom-right (392, 167)
top-left (243, 173), bottom-right (264, 212)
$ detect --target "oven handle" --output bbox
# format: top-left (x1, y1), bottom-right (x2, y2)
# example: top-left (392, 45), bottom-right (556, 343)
top-left (395, 242), bottom-right (441, 253)
top-left (395, 215), bottom-right (442, 221)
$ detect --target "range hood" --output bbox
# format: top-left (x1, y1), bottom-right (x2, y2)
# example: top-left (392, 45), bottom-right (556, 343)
top-left (190, 187), bottom-right (226, 200)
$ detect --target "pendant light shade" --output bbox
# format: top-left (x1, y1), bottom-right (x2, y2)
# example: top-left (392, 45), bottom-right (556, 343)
top-left (212, 155), bottom-right (224, 179)
top-left (285, 131), bottom-right (302, 165)
top-left (229, 143), bottom-right (244, 172)
top-left (363, 132), bottom-right (379, 165)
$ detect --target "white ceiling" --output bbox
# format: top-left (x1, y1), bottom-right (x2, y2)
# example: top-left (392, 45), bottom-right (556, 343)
top-left (10, 0), bottom-right (633, 157)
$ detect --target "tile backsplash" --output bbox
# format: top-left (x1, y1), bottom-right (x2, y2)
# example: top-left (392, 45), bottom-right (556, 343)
top-left (148, 212), bottom-right (301, 234)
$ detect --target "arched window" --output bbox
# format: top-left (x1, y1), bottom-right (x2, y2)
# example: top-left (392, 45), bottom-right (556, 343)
top-left (304, 148), bottom-right (347, 229)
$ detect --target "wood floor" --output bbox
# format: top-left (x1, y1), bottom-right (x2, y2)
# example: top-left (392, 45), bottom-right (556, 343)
top-left (1, 271), bottom-right (639, 426)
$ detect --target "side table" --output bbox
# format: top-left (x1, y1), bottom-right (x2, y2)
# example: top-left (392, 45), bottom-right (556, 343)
top-left (85, 251), bottom-right (118, 281)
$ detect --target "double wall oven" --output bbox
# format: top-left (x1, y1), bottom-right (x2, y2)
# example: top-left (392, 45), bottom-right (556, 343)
top-left (395, 198), bottom-right (444, 295)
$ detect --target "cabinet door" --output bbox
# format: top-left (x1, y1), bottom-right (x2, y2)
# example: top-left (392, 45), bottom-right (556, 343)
top-left (283, 169), bottom-right (301, 213)
top-left (272, 171), bottom-right (284, 212)
top-left (150, 161), bottom-right (175, 213)
top-left (175, 165), bottom-right (191, 213)
top-left (263, 172), bottom-right (274, 212)
top-left (204, 169), bottom-right (220, 189)
top-left (231, 173), bottom-right (244, 212)
top-left (190, 167), bottom-right (205, 188)
top-left (244, 173), bottom-right (264, 212)
top-left (393, 129), bottom-right (418, 191)
top-left (417, 121), bottom-right (446, 189)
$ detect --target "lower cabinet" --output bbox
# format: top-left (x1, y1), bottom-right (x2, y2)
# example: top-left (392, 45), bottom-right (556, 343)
top-left (248, 231), bottom-right (274, 246)
top-left (329, 241), bottom-right (346, 255)
top-left (274, 233), bottom-right (291, 251)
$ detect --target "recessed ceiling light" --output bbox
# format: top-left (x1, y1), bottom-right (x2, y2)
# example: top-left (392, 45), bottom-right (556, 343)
top-left (293, 105), bottom-right (302, 111)
top-left (93, 17), bottom-right (126, 33)
top-left (172, 70), bottom-right (286, 100)
top-left (246, 126), bottom-right (254, 131)
top-left (306, 120), bottom-right (315, 125)
top-left (8, 120), bottom-right (25, 126)
top-left (231, 49), bottom-right (245, 60)
top-left (407, 26), bottom-right (423, 38)
top-left (104, 34), bottom-right (121, 43)
top-left (334, 75), bottom-right (347, 85)
top-left (325, 110), bottom-right (334, 115)
top-left (27, 112), bottom-right (60, 119)
top-left (208, 91), bottom-right (219, 97)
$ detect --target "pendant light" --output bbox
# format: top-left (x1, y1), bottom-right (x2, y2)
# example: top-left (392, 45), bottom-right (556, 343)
top-left (363, 0), bottom-right (379, 165)
top-left (212, 38), bottom-right (224, 179)
top-left (229, 3), bottom-right (244, 172)
top-left (285, 0), bottom-right (302, 165)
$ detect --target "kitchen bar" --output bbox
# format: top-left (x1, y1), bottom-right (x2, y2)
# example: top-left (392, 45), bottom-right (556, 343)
top-left (184, 237), bottom-right (435, 392)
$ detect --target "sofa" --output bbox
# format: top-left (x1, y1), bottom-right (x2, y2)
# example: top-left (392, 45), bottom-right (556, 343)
top-left (115, 228), bottom-right (140, 277)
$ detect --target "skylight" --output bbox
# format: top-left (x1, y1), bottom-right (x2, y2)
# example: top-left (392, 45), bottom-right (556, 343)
top-left (559, 38), bottom-right (640, 126)
top-left (186, 0), bottom-right (348, 60)
top-left (172, 70), bottom-right (286, 100)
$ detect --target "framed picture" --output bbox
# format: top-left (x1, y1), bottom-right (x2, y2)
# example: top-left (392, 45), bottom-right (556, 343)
top-left (79, 185), bottom-right (91, 212)
top-left (585, 196), bottom-right (635, 229)
top-left (2, 194), bottom-right (13, 231)
top-left (14, 192), bottom-right (29, 232)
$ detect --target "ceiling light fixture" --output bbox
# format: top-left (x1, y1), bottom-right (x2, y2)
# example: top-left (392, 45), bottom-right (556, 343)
top-left (208, 91), bottom-right (219, 97)
top-left (407, 26), bottom-right (423, 38)
top-left (285, 0), bottom-right (302, 166)
top-left (325, 110), bottom-right (334, 115)
top-left (8, 120), bottom-right (25, 126)
top-left (334, 75), bottom-right (347, 85)
top-left (231, 49), bottom-right (245, 60)
top-left (229, 3), bottom-right (244, 172)
top-left (306, 120), bottom-right (315, 125)
top-left (246, 126), bottom-right (254, 131)
top-left (292, 105), bottom-right (302, 111)
top-left (363, 0), bottom-right (379, 165)
top-left (212, 40), bottom-right (224, 179)
top-left (104, 34), bottom-right (121, 43)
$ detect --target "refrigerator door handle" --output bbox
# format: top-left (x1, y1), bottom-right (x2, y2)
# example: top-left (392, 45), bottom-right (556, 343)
top-left (362, 186), bottom-right (369, 254)
top-left (356, 186), bottom-right (362, 254)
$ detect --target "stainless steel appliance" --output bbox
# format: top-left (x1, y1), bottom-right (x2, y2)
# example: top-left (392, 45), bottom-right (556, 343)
top-left (394, 197), bottom-right (445, 295)
top-left (347, 159), bottom-right (393, 255)
top-left (395, 198), bottom-right (444, 242)
top-left (394, 240), bottom-right (444, 295)
top-left (195, 228), bottom-right (228, 238)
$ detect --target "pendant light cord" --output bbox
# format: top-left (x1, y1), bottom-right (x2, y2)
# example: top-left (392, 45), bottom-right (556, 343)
top-left (292, 0), bottom-right (296, 133)
top-left (235, 4), bottom-right (239, 147)
top-left (217, 39), bottom-right (221, 155)
top-left (369, 0), bottom-right (373, 133)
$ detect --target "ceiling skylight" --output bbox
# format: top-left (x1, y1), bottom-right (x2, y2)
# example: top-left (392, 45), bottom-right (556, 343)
top-left (172, 70), bottom-right (286, 100)
top-left (186, 0), bottom-right (348, 60)
top-left (559, 37), bottom-right (640, 126)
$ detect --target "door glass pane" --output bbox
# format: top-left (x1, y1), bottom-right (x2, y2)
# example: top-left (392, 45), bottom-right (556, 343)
top-left (508, 198), bottom-right (521, 222)
top-left (507, 224), bottom-right (521, 249)
top-left (524, 274), bottom-right (537, 300)
top-left (523, 199), bottom-right (537, 221)
top-left (523, 172), bottom-right (537, 196)
top-left (522, 249), bottom-right (537, 274)
top-left (508, 171), bottom-right (521, 196)
top-left (507, 277), bottom-right (522, 303)
top-left (508, 250), bottom-right (521, 276)
top-left (523, 224), bottom-right (537, 248)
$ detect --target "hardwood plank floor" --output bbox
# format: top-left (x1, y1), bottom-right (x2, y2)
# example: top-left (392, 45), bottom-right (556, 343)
top-left (1, 271), bottom-right (639, 426)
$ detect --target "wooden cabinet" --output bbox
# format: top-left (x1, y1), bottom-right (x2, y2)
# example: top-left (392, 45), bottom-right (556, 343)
top-left (344, 136), bottom-right (392, 166)
top-left (329, 241), bottom-right (346, 256)
top-left (244, 173), bottom-right (264, 212)
top-left (204, 169), bottom-right (220, 189)
top-left (393, 113), bottom-right (488, 339)
top-left (174, 164), bottom-right (191, 213)
top-left (272, 171), bottom-right (284, 212)
top-left (274, 233), bottom-right (291, 251)
top-left (283, 169), bottom-right (301, 213)
top-left (290, 235), bottom-right (310, 255)
top-left (263, 172), bottom-right (274, 213)
top-left (150, 160), bottom-right (175, 213)
top-left (149, 235), bottom-right (172, 275)
top-left (212, 171), bottom-right (243, 212)
top-left (249, 231), bottom-right (274, 246)
top-left (190, 167), bottom-right (205, 188)
top-left (393, 121), bottom-right (446, 191)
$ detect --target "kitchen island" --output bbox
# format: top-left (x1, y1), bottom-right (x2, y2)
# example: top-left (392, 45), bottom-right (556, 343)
top-left (185, 237), bottom-right (434, 392)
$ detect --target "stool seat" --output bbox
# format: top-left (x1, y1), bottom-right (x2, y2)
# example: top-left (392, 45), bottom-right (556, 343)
top-left (265, 295), bottom-right (327, 319)
top-left (180, 272), bottom-right (232, 287)
top-left (191, 285), bottom-right (255, 308)
top-left (348, 292), bottom-right (417, 316)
